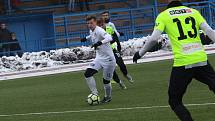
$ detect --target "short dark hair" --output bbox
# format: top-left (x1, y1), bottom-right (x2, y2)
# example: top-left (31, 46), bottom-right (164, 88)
top-left (86, 15), bottom-right (97, 21)
top-left (97, 17), bottom-right (104, 26)
top-left (101, 10), bottom-right (109, 15)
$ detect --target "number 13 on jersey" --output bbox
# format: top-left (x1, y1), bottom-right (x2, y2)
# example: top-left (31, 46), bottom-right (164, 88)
top-left (173, 17), bottom-right (198, 41)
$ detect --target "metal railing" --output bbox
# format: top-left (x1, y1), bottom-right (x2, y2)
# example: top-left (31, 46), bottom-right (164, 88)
top-left (50, 1), bottom-right (215, 49)
top-left (52, 5), bottom-right (155, 49)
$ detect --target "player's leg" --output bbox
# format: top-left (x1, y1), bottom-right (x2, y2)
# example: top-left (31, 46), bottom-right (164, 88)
top-left (168, 67), bottom-right (194, 121)
top-left (113, 70), bottom-right (127, 89)
top-left (113, 70), bottom-right (120, 83)
top-left (84, 60), bottom-right (101, 95)
top-left (194, 62), bottom-right (215, 93)
top-left (114, 52), bottom-right (133, 83)
top-left (112, 52), bottom-right (126, 83)
top-left (101, 62), bottom-right (116, 103)
top-left (115, 52), bottom-right (128, 75)
top-left (101, 78), bottom-right (112, 103)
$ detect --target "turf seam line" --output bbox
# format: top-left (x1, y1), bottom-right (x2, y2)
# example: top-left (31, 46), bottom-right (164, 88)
top-left (0, 102), bottom-right (215, 117)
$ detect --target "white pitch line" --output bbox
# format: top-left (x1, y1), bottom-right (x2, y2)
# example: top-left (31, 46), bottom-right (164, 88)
top-left (0, 102), bottom-right (215, 117)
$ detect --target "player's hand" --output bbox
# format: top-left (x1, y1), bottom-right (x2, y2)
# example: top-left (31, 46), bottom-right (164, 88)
top-left (91, 41), bottom-right (102, 50)
top-left (133, 52), bottom-right (141, 63)
top-left (119, 32), bottom-right (124, 36)
top-left (80, 37), bottom-right (87, 42)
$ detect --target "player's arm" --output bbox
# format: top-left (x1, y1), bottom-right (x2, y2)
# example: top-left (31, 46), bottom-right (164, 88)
top-left (200, 22), bottom-right (215, 42)
top-left (133, 30), bottom-right (162, 63)
top-left (91, 29), bottom-right (112, 49)
top-left (133, 14), bottom-right (164, 63)
top-left (101, 32), bottom-right (113, 44)
top-left (110, 22), bottom-right (120, 37)
top-left (112, 32), bottom-right (122, 52)
top-left (80, 35), bottom-right (91, 42)
top-left (194, 10), bottom-right (215, 42)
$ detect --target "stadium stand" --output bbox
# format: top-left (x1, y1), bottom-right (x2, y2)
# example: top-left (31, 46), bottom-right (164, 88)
top-left (6, 0), bottom-right (133, 14)
top-left (0, 0), bottom-right (214, 56)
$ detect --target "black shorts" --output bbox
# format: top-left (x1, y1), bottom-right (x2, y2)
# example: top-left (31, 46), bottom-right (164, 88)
top-left (168, 62), bottom-right (215, 100)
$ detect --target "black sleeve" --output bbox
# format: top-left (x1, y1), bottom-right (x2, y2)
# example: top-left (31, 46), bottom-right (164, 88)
top-left (112, 32), bottom-right (121, 52)
top-left (80, 37), bottom-right (87, 42)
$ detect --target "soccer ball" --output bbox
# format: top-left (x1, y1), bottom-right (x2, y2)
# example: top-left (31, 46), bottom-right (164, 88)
top-left (86, 94), bottom-right (100, 105)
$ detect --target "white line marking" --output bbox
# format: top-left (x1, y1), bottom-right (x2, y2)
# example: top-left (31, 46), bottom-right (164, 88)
top-left (0, 102), bottom-right (214, 117)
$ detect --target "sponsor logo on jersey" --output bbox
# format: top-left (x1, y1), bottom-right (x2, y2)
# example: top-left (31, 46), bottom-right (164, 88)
top-left (169, 8), bottom-right (192, 16)
top-left (182, 43), bottom-right (203, 54)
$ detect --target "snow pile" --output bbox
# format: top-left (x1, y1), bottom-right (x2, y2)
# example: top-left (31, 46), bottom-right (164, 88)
top-left (121, 34), bottom-right (170, 56)
top-left (0, 35), bottom-right (172, 73)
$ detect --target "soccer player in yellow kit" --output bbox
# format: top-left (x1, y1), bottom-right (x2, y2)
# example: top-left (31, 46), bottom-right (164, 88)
top-left (133, 0), bottom-right (215, 121)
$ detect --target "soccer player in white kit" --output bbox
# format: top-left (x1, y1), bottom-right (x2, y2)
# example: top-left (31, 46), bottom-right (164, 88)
top-left (81, 16), bottom-right (116, 103)
top-left (101, 11), bottom-right (133, 83)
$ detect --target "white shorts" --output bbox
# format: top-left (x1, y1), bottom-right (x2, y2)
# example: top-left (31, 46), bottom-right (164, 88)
top-left (88, 59), bottom-right (116, 80)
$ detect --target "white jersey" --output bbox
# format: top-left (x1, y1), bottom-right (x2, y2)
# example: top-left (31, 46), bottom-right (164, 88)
top-left (106, 22), bottom-right (120, 37)
top-left (87, 26), bottom-right (115, 61)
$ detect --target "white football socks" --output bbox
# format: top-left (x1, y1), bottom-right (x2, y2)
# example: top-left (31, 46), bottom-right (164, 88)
top-left (85, 77), bottom-right (98, 95)
top-left (104, 83), bottom-right (112, 98)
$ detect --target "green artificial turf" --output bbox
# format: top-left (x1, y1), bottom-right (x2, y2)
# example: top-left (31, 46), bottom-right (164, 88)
top-left (0, 55), bottom-right (214, 121)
